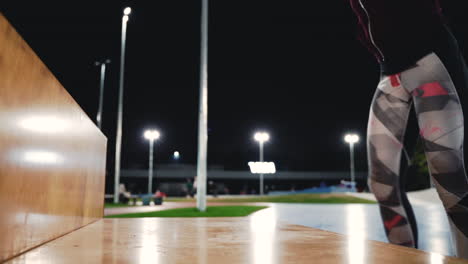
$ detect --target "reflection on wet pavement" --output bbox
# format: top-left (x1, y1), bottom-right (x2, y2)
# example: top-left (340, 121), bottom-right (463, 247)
top-left (266, 200), bottom-right (453, 256)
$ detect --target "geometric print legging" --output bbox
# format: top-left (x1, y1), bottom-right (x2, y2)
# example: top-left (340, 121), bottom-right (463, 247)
top-left (367, 52), bottom-right (468, 258)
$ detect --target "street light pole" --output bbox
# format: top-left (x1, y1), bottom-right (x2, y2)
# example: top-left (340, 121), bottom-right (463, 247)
top-left (144, 130), bottom-right (160, 194)
top-left (254, 131), bottom-right (269, 195)
top-left (344, 134), bottom-right (359, 189)
top-left (148, 139), bottom-right (154, 194)
top-left (95, 59), bottom-right (110, 130)
top-left (114, 7), bottom-right (131, 203)
top-left (259, 140), bottom-right (264, 195)
top-left (349, 142), bottom-right (355, 183)
top-left (196, 0), bottom-right (209, 212)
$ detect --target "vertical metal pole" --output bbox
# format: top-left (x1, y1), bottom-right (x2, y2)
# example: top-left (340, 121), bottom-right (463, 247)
top-left (350, 143), bottom-right (355, 183)
top-left (196, 0), bottom-right (208, 212)
top-left (259, 141), bottom-right (264, 195)
top-left (148, 140), bottom-right (154, 194)
top-left (97, 63), bottom-right (106, 129)
top-left (114, 14), bottom-right (129, 203)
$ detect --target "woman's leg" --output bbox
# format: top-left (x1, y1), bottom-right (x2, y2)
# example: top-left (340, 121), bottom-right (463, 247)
top-left (367, 73), bottom-right (418, 247)
top-left (400, 53), bottom-right (468, 258)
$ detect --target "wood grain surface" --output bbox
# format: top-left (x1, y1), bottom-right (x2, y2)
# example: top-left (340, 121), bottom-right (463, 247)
top-left (0, 13), bottom-right (107, 262)
top-left (7, 216), bottom-right (468, 264)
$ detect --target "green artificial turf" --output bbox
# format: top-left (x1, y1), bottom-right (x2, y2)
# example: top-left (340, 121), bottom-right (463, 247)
top-left (165, 194), bottom-right (376, 204)
top-left (105, 205), bottom-right (268, 218)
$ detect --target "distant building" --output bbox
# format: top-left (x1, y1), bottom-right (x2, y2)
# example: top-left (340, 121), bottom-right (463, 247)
top-left (116, 163), bottom-right (367, 196)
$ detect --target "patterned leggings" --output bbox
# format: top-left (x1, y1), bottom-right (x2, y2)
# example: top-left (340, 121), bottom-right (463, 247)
top-left (368, 52), bottom-right (468, 258)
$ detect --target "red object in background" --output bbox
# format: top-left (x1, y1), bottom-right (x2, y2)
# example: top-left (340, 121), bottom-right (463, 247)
top-left (154, 190), bottom-right (167, 198)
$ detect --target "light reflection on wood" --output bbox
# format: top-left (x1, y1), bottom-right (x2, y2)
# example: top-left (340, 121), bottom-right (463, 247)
top-left (0, 14), bottom-right (107, 262)
top-left (7, 216), bottom-right (468, 264)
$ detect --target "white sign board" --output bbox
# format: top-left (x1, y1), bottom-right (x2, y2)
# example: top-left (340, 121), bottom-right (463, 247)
top-left (248, 162), bottom-right (276, 174)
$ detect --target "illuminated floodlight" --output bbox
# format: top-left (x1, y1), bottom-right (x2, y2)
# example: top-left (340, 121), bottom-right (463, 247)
top-left (254, 132), bottom-right (270, 143)
top-left (344, 134), bottom-right (359, 144)
top-left (144, 130), bottom-right (160, 141)
top-left (248, 162), bottom-right (276, 174)
top-left (124, 7), bottom-right (132, 15)
top-left (174, 151), bottom-right (180, 159)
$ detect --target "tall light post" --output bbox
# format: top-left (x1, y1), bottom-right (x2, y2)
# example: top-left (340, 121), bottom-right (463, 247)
top-left (196, 0), bottom-right (209, 212)
top-left (254, 132), bottom-right (269, 195)
top-left (144, 130), bottom-right (160, 194)
top-left (114, 7), bottom-right (131, 203)
top-left (95, 59), bottom-right (111, 130)
top-left (344, 134), bottom-right (359, 186)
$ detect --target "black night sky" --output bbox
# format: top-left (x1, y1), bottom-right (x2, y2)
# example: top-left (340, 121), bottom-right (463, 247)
top-left (1, 1), bottom-right (468, 176)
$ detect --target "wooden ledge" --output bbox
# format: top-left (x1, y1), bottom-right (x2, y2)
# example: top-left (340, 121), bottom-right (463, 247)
top-left (7, 211), bottom-right (468, 264)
